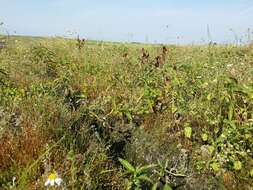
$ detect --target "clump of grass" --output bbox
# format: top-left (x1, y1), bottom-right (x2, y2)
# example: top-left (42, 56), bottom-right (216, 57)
top-left (0, 125), bottom-right (46, 187)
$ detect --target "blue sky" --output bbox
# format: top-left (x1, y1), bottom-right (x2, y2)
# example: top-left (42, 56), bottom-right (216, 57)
top-left (0, 0), bottom-right (253, 44)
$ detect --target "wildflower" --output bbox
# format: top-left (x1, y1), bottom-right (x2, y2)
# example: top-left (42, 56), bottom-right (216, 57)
top-left (45, 171), bottom-right (62, 187)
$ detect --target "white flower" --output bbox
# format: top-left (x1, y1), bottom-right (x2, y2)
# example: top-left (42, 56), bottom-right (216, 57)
top-left (45, 172), bottom-right (62, 187)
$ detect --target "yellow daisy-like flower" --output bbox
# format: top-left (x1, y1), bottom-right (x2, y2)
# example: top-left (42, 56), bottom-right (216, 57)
top-left (45, 171), bottom-right (62, 187)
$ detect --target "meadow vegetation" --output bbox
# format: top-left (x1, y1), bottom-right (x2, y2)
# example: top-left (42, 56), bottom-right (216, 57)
top-left (0, 36), bottom-right (252, 189)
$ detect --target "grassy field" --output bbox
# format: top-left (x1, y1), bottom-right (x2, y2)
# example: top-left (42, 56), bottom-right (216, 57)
top-left (0, 36), bottom-right (253, 189)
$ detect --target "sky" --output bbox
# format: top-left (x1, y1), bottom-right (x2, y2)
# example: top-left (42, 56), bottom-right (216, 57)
top-left (0, 0), bottom-right (253, 44)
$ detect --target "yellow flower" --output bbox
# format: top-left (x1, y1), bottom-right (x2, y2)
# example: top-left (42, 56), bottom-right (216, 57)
top-left (45, 171), bottom-right (62, 187)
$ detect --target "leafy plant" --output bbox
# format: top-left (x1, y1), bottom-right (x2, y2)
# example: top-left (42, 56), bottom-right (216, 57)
top-left (152, 160), bottom-right (173, 190)
top-left (118, 158), bottom-right (155, 190)
top-left (184, 126), bottom-right (192, 139)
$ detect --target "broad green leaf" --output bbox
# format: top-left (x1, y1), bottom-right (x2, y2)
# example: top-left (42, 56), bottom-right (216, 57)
top-left (152, 183), bottom-right (158, 190)
top-left (214, 127), bottom-right (219, 134)
top-left (244, 134), bottom-right (252, 139)
top-left (171, 104), bottom-right (177, 113)
top-left (163, 184), bottom-right (172, 190)
top-left (208, 146), bottom-right (215, 154)
top-left (136, 164), bottom-right (156, 174)
top-left (233, 161), bottom-right (242, 171)
top-left (201, 133), bottom-right (208, 141)
top-left (210, 162), bottom-right (220, 172)
top-left (250, 169), bottom-right (253, 177)
top-left (118, 158), bottom-right (135, 173)
top-left (184, 127), bottom-right (192, 138)
top-left (207, 93), bottom-right (212, 101)
top-left (137, 175), bottom-right (153, 183)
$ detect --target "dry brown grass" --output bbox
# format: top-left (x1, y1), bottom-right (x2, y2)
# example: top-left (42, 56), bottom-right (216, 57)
top-left (0, 123), bottom-right (46, 171)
